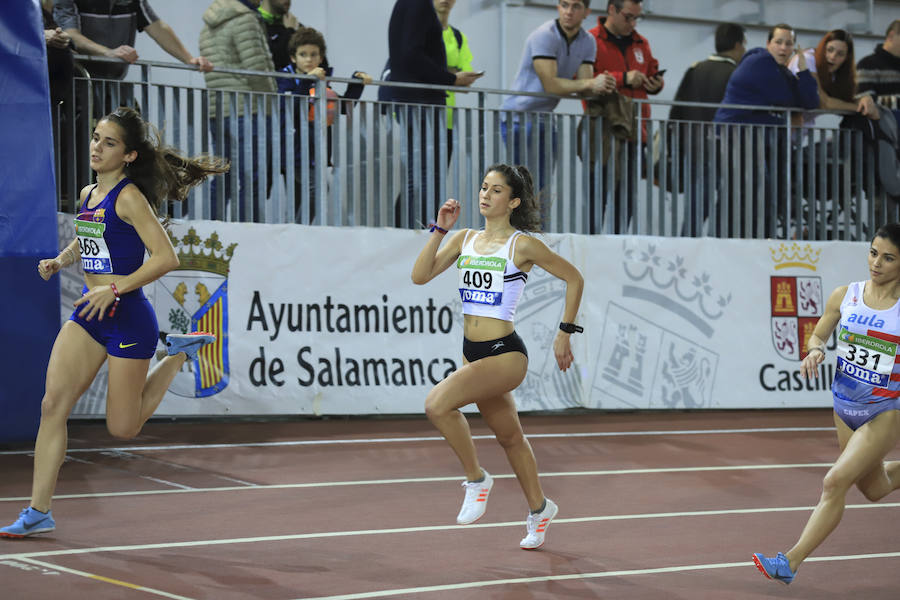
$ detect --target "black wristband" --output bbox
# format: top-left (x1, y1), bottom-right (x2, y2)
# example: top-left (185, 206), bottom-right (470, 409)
top-left (559, 322), bottom-right (583, 334)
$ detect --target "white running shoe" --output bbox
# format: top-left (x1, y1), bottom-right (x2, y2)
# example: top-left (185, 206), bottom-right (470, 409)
top-left (520, 498), bottom-right (558, 550)
top-left (456, 470), bottom-right (493, 525)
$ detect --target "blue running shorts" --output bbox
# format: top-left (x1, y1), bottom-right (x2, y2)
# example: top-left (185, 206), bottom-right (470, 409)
top-left (833, 394), bottom-right (900, 431)
top-left (69, 286), bottom-right (158, 359)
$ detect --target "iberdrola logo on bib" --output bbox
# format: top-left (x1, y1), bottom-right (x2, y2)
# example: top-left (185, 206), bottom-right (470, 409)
top-left (457, 256), bottom-right (505, 270)
top-left (149, 225), bottom-right (237, 398)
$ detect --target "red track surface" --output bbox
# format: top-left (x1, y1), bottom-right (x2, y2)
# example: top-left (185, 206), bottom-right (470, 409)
top-left (1, 409), bottom-right (898, 599)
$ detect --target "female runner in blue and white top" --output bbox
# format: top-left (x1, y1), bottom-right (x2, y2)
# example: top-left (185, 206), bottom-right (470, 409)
top-left (0, 107), bottom-right (227, 539)
top-left (753, 223), bottom-right (900, 584)
top-left (411, 164), bottom-right (584, 550)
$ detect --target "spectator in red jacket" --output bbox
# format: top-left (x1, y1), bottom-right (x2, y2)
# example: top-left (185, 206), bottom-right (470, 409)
top-left (588, 0), bottom-right (662, 142)
top-left (585, 0), bottom-right (661, 234)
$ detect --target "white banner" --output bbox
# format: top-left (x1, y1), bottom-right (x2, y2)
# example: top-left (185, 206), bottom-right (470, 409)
top-left (58, 216), bottom-right (864, 416)
top-left (578, 235), bottom-right (855, 410)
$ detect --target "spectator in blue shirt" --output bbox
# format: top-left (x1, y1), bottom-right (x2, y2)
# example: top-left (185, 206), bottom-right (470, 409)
top-left (715, 24), bottom-right (819, 125)
top-left (501, 0), bottom-right (614, 193)
top-left (713, 24), bottom-right (819, 238)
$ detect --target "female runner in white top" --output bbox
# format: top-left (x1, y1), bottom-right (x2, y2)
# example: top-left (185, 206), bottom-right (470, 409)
top-left (412, 163), bottom-right (584, 549)
top-left (753, 223), bottom-right (900, 583)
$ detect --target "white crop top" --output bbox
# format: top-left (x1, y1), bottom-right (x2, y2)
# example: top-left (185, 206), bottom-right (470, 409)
top-left (457, 229), bottom-right (528, 322)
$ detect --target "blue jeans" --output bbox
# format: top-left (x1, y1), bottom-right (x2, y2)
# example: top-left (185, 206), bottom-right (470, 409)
top-left (500, 117), bottom-right (557, 192)
top-left (209, 115), bottom-right (268, 221)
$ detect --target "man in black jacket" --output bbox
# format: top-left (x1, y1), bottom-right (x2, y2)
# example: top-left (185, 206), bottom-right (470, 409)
top-left (667, 22), bottom-right (745, 236)
top-left (670, 23), bottom-right (745, 123)
top-left (858, 20), bottom-right (900, 123)
top-left (384, 0), bottom-right (482, 228)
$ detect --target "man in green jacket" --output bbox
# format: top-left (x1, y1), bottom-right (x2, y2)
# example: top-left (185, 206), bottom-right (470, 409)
top-left (200, 0), bottom-right (277, 221)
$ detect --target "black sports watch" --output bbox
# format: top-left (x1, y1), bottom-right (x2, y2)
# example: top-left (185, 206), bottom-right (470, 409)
top-left (559, 322), bottom-right (583, 334)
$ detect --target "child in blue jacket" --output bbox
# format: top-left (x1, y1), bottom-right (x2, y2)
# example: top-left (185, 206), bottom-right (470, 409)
top-left (277, 27), bottom-right (371, 223)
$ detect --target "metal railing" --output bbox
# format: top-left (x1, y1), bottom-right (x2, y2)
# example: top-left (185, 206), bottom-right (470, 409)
top-left (51, 56), bottom-right (897, 240)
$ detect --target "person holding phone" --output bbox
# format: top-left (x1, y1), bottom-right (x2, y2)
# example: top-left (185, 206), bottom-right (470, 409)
top-left (385, 0), bottom-right (484, 228)
top-left (589, 0), bottom-right (663, 142)
top-left (436, 0), bottom-right (477, 168)
top-left (587, 0), bottom-right (662, 233)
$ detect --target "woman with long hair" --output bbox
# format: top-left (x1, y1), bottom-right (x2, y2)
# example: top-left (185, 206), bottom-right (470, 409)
top-left (788, 29), bottom-right (879, 123)
top-left (411, 163), bottom-right (584, 549)
top-left (753, 223), bottom-right (900, 583)
top-left (0, 107), bottom-right (228, 538)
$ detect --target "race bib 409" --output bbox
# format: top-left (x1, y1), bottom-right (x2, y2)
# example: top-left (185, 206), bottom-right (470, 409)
top-left (458, 255), bottom-right (505, 306)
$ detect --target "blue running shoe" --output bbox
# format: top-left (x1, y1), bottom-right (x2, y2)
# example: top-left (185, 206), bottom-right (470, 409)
top-left (0, 507), bottom-right (56, 539)
top-left (166, 332), bottom-right (215, 361)
top-left (752, 552), bottom-right (796, 584)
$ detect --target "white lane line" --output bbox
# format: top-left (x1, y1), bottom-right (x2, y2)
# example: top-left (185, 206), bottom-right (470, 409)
top-left (2, 502), bottom-right (898, 561)
top-left (96, 450), bottom-right (257, 488)
top-left (98, 450), bottom-right (258, 487)
top-left (0, 463), bottom-right (833, 503)
top-left (16, 557), bottom-right (196, 600)
top-left (212, 475), bottom-right (257, 486)
top-left (291, 552), bottom-right (900, 600)
top-left (64, 455), bottom-right (195, 491)
top-left (0, 427), bottom-right (835, 456)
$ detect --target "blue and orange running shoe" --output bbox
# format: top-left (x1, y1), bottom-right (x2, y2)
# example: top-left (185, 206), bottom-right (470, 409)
top-left (752, 552), bottom-right (796, 584)
top-left (0, 507), bottom-right (56, 539)
top-left (166, 332), bottom-right (215, 361)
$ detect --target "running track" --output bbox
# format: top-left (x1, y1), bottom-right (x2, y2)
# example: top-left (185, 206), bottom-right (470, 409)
top-left (1, 409), bottom-right (898, 599)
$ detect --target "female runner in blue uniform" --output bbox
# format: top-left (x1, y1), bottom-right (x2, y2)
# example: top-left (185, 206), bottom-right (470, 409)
top-left (753, 223), bottom-right (900, 583)
top-left (0, 107), bottom-right (228, 538)
top-left (412, 164), bottom-right (584, 550)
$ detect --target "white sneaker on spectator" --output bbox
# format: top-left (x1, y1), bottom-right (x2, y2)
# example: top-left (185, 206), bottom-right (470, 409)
top-left (456, 470), bottom-right (493, 525)
top-left (520, 498), bottom-right (558, 550)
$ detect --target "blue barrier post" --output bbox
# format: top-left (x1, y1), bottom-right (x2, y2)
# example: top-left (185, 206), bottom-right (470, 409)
top-left (0, 2), bottom-right (61, 443)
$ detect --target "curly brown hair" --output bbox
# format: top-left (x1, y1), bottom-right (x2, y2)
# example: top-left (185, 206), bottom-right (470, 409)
top-left (288, 26), bottom-right (326, 59)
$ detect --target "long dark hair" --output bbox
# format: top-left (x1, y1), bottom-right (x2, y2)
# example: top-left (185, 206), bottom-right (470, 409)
top-left (102, 107), bottom-right (229, 215)
top-left (484, 163), bottom-right (542, 232)
top-left (814, 30), bottom-right (856, 102)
